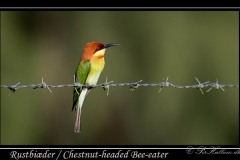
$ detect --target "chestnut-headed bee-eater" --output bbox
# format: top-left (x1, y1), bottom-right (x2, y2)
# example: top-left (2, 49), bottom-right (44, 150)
top-left (72, 42), bottom-right (118, 133)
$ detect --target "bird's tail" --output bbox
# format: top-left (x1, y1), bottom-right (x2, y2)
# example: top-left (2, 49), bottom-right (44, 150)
top-left (74, 88), bottom-right (88, 133)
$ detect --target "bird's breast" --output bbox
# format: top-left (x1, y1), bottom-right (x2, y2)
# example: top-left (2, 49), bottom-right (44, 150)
top-left (86, 57), bottom-right (105, 85)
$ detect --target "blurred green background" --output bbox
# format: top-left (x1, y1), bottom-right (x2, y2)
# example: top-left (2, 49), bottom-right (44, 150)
top-left (1, 11), bottom-right (239, 145)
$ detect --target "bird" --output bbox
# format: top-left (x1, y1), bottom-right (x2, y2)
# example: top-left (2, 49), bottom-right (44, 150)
top-left (72, 42), bottom-right (119, 133)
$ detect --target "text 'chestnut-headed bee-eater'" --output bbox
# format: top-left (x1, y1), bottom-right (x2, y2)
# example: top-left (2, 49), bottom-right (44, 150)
top-left (72, 42), bottom-right (119, 133)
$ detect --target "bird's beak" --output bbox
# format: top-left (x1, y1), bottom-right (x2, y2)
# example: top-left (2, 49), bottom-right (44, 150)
top-left (104, 43), bottom-right (120, 48)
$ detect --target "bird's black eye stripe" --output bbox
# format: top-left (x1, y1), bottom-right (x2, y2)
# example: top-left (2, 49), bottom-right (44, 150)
top-left (96, 46), bottom-right (104, 52)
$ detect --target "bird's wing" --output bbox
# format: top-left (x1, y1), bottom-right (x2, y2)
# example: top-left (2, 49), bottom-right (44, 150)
top-left (72, 60), bottom-right (91, 111)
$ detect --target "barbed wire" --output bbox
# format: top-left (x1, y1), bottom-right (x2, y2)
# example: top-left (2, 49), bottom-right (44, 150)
top-left (1, 77), bottom-right (239, 95)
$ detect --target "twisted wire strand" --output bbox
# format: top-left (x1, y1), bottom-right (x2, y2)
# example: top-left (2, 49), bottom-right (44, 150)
top-left (1, 77), bottom-right (238, 94)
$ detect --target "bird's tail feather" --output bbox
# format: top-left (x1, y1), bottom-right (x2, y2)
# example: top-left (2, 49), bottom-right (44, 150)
top-left (74, 88), bottom-right (88, 133)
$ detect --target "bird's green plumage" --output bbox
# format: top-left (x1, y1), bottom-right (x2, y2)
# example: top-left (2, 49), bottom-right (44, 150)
top-left (72, 60), bottom-right (91, 111)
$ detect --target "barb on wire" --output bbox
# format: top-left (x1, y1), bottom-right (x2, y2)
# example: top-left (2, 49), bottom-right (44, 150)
top-left (195, 77), bottom-right (209, 95)
top-left (158, 77), bottom-right (174, 93)
top-left (130, 80), bottom-right (143, 91)
top-left (32, 77), bottom-right (52, 93)
top-left (8, 82), bottom-right (20, 92)
top-left (1, 77), bottom-right (239, 94)
top-left (206, 79), bottom-right (225, 92)
top-left (102, 77), bottom-right (113, 96)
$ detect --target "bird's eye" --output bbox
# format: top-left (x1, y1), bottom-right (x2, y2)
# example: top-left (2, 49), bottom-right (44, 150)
top-left (96, 46), bottom-right (103, 51)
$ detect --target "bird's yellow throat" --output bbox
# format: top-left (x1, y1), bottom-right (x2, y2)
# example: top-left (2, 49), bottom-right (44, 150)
top-left (86, 50), bottom-right (105, 85)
